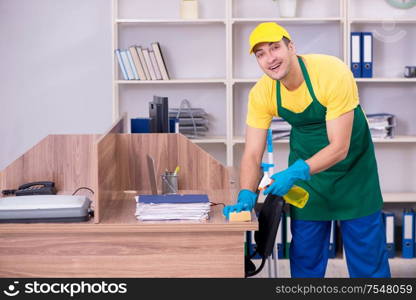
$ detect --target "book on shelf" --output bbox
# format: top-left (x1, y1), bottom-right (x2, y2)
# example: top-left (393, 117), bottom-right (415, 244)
top-left (142, 48), bottom-right (157, 80)
top-left (115, 42), bottom-right (170, 81)
top-left (115, 49), bottom-right (128, 80)
top-left (149, 50), bottom-right (162, 80)
top-left (129, 46), bottom-right (146, 80)
top-left (136, 46), bottom-right (151, 80)
top-left (126, 49), bottom-right (139, 80)
top-left (151, 42), bottom-right (170, 80)
top-left (120, 49), bottom-right (135, 80)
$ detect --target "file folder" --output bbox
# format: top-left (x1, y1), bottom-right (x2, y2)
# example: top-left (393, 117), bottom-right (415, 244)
top-left (328, 220), bottom-right (337, 258)
top-left (115, 49), bottom-right (128, 80)
top-left (250, 230), bottom-right (261, 259)
top-left (285, 213), bottom-right (291, 259)
top-left (361, 32), bottom-right (373, 78)
top-left (402, 210), bottom-right (415, 258)
top-left (350, 32), bottom-right (362, 78)
top-left (383, 212), bottom-right (395, 258)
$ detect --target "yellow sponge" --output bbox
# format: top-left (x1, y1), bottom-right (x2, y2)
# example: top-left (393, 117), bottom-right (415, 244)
top-left (229, 211), bottom-right (251, 222)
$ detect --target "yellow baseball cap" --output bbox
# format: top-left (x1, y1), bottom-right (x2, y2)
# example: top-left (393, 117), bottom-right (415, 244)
top-left (249, 22), bottom-right (291, 54)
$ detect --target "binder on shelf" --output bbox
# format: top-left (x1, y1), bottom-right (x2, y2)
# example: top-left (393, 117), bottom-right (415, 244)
top-left (131, 118), bottom-right (151, 133)
top-left (151, 42), bottom-right (170, 80)
top-left (383, 211), bottom-right (395, 258)
top-left (250, 230), bottom-right (261, 259)
top-left (402, 210), bottom-right (415, 259)
top-left (350, 32), bottom-right (362, 78)
top-left (149, 50), bottom-right (162, 80)
top-left (129, 46), bottom-right (146, 80)
top-left (120, 49), bottom-right (134, 80)
top-left (142, 48), bottom-right (157, 80)
top-left (285, 213), bottom-right (291, 259)
top-left (361, 32), bottom-right (373, 78)
top-left (126, 49), bottom-right (139, 80)
top-left (136, 46), bottom-right (151, 80)
top-left (115, 49), bottom-right (128, 80)
top-left (328, 220), bottom-right (337, 258)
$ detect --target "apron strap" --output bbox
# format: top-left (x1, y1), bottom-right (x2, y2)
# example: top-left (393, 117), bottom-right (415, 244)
top-left (297, 56), bottom-right (318, 102)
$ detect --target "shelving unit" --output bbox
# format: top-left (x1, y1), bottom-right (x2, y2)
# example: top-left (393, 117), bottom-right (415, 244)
top-left (111, 0), bottom-right (415, 185)
top-left (111, 0), bottom-right (416, 276)
top-left (112, 0), bottom-right (416, 188)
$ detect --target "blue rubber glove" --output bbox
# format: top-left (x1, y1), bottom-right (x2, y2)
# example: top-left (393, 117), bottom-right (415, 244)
top-left (223, 189), bottom-right (257, 219)
top-left (263, 159), bottom-right (311, 196)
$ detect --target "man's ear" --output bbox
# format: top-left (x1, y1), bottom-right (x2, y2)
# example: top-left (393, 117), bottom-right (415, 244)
top-left (288, 41), bottom-right (296, 53)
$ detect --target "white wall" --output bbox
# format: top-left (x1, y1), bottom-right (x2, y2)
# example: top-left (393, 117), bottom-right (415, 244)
top-left (0, 0), bottom-right (112, 170)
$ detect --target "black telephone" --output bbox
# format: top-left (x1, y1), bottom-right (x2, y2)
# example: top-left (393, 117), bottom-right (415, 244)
top-left (15, 181), bottom-right (57, 196)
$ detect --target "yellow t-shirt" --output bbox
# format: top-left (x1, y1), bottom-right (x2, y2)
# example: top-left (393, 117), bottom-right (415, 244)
top-left (246, 54), bottom-right (359, 129)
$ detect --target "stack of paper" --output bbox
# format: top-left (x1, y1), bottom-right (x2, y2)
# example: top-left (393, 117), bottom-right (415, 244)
top-left (270, 118), bottom-right (291, 140)
top-left (135, 194), bottom-right (211, 221)
top-left (169, 106), bottom-right (209, 138)
top-left (367, 113), bottom-right (396, 139)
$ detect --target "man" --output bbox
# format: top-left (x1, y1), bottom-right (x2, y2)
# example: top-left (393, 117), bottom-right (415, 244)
top-left (223, 22), bottom-right (390, 278)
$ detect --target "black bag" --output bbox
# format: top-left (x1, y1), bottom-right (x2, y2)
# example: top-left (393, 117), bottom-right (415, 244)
top-left (245, 194), bottom-right (285, 277)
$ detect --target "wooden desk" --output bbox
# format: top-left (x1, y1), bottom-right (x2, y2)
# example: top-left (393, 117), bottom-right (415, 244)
top-left (0, 190), bottom-right (257, 277)
top-left (0, 117), bottom-right (257, 277)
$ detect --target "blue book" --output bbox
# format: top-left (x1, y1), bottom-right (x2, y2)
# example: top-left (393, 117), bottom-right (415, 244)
top-left (115, 49), bottom-right (128, 80)
top-left (137, 194), bottom-right (209, 204)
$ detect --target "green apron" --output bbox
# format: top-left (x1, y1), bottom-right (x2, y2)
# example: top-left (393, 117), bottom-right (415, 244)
top-left (276, 56), bottom-right (383, 221)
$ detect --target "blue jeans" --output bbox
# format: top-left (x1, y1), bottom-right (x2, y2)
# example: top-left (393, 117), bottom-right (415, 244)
top-left (289, 210), bottom-right (391, 278)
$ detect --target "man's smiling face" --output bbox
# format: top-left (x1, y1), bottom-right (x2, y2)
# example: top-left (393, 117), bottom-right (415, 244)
top-left (253, 40), bottom-right (294, 81)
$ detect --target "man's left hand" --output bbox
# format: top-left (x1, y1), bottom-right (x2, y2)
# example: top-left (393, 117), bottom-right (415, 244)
top-left (263, 159), bottom-right (311, 196)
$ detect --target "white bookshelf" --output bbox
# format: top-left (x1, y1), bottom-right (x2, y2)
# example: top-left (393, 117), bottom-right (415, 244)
top-left (232, 17), bottom-right (342, 23)
top-left (233, 136), bottom-right (416, 145)
top-left (116, 18), bottom-right (226, 24)
top-left (116, 79), bottom-right (227, 84)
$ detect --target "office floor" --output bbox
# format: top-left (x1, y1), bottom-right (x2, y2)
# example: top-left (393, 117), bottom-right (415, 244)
top-left (252, 259), bottom-right (416, 278)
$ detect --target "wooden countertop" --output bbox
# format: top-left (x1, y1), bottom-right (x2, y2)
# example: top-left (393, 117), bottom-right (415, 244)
top-left (0, 190), bottom-right (258, 233)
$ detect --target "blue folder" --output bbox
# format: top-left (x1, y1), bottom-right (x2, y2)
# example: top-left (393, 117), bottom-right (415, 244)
top-left (350, 32), bottom-right (362, 78)
top-left (402, 210), bottom-right (415, 258)
top-left (383, 211), bottom-right (396, 258)
top-left (137, 194), bottom-right (209, 204)
top-left (131, 118), bottom-right (177, 133)
top-left (328, 220), bottom-right (337, 258)
top-left (285, 213), bottom-right (291, 259)
top-left (361, 32), bottom-right (373, 78)
top-left (248, 230), bottom-right (262, 259)
top-left (115, 49), bottom-right (128, 80)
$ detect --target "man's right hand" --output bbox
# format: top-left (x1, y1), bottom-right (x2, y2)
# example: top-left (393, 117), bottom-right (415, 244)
top-left (222, 189), bottom-right (258, 219)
